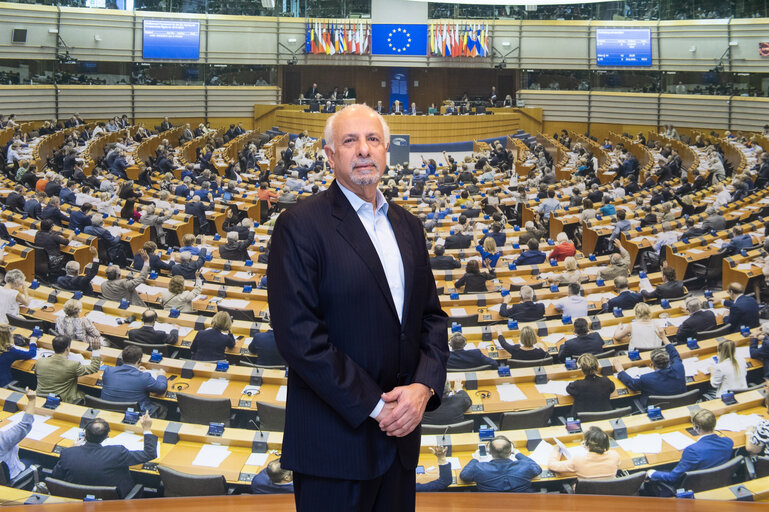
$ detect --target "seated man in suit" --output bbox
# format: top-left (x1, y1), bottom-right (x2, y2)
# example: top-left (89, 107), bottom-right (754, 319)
top-left (444, 232), bottom-right (473, 250)
top-left (515, 239), bottom-right (546, 266)
top-left (247, 326), bottom-right (287, 367)
top-left (676, 297), bottom-right (717, 343)
top-left (603, 276), bottom-right (643, 311)
top-left (322, 101), bottom-right (336, 114)
top-left (681, 217), bottom-right (706, 240)
top-left (52, 414), bottom-right (157, 498)
top-left (218, 231), bottom-right (254, 262)
top-left (723, 227), bottom-right (754, 255)
top-left (422, 380), bottom-right (471, 426)
top-left (133, 241), bottom-right (175, 273)
top-left (101, 345), bottom-right (168, 418)
top-left (128, 310), bottom-right (178, 346)
top-left (642, 266), bottom-right (686, 301)
top-left (251, 459), bottom-right (294, 494)
top-left (701, 207), bottom-right (726, 232)
top-left (614, 333), bottom-right (686, 408)
top-left (35, 335), bottom-right (101, 404)
top-left (184, 196), bottom-right (212, 234)
top-left (499, 285), bottom-right (545, 322)
top-left (459, 435), bottom-right (541, 492)
top-left (723, 282), bottom-right (760, 332)
top-left (101, 251), bottom-right (151, 307)
top-left (4, 185), bottom-right (25, 211)
top-left (57, 246), bottom-right (99, 296)
top-left (557, 318), bottom-right (605, 363)
top-left (170, 250), bottom-right (206, 280)
top-left (430, 244), bottom-right (461, 270)
top-left (69, 203), bottom-right (93, 233)
top-left (447, 333), bottom-right (499, 371)
top-left (416, 446), bottom-right (452, 492)
top-left (83, 214), bottom-right (126, 264)
top-left (645, 409), bottom-right (733, 496)
top-left (749, 325), bottom-right (769, 380)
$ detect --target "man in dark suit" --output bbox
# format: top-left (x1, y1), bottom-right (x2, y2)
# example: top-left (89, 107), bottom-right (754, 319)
top-left (676, 297), bottom-right (717, 343)
top-left (681, 217), bottom-right (706, 240)
top-left (68, 203), bottom-right (93, 233)
top-left (615, 335), bottom-right (686, 408)
top-left (247, 328), bottom-right (286, 366)
top-left (603, 276), bottom-right (643, 311)
top-left (429, 244), bottom-right (460, 270)
top-left (57, 246), bottom-right (99, 295)
top-left (184, 196), bottom-right (211, 234)
top-left (267, 104), bottom-right (448, 512)
top-left (219, 231), bottom-right (253, 261)
top-left (723, 227), bottom-right (754, 255)
top-left (421, 381), bottom-right (471, 425)
top-left (514, 238), bottom-right (546, 266)
top-left (447, 333), bottom-right (498, 370)
top-left (702, 207), bottom-right (726, 232)
top-left (459, 436), bottom-right (541, 492)
top-left (749, 328), bottom-right (769, 379)
top-left (305, 83), bottom-right (320, 99)
top-left (170, 251), bottom-right (206, 280)
top-left (128, 310), bottom-right (178, 346)
top-left (557, 318), bottom-right (605, 363)
top-left (642, 266), bottom-right (686, 301)
top-left (101, 345), bottom-right (168, 417)
top-left (444, 233), bottom-right (472, 249)
top-left (132, 242), bottom-right (175, 273)
top-left (723, 282), bottom-right (760, 332)
top-left (499, 285), bottom-right (545, 322)
top-left (4, 185), bottom-right (25, 211)
top-left (51, 414), bottom-right (157, 498)
top-left (159, 117), bottom-right (172, 131)
top-left (251, 460), bottom-right (294, 494)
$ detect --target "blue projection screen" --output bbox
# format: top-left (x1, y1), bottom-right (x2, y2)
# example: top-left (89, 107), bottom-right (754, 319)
top-left (142, 20), bottom-right (200, 60)
top-left (596, 28), bottom-right (652, 67)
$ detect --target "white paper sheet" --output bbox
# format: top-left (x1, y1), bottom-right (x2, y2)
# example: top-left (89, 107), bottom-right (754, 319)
top-left (232, 271), bottom-right (255, 279)
top-left (197, 377), bottom-right (229, 396)
top-left (509, 277), bottom-right (526, 285)
top-left (535, 381), bottom-right (571, 396)
top-left (245, 452), bottom-right (269, 467)
top-left (91, 275), bottom-right (106, 286)
top-left (450, 308), bottom-right (467, 316)
top-left (26, 299), bottom-right (48, 310)
top-left (715, 413), bottom-right (764, 432)
top-left (85, 311), bottom-right (122, 327)
top-left (219, 299), bottom-right (250, 309)
top-left (585, 292), bottom-right (616, 302)
top-left (102, 432), bottom-right (152, 451)
top-left (541, 333), bottom-right (565, 345)
top-left (735, 346), bottom-right (751, 361)
top-left (496, 383), bottom-right (527, 402)
top-left (687, 248), bottom-right (705, 255)
top-left (583, 266), bottom-right (601, 276)
top-left (488, 304), bottom-right (502, 313)
top-left (622, 366), bottom-right (654, 379)
top-left (135, 284), bottom-right (165, 295)
top-left (445, 457), bottom-right (462, 470)
top-left (60, 427), bottom-right (83, 441)
top-left (529, 440), bottom-right (554, 470)
top-left (26, 420), bottom-right (60, 441)
top-left (275, 385), bottom-right (287, 402)
top-left (661, 431), bottom-right (696, 451)
top-left (639, 278), bottom-right (654, 293)
top-left (617, 433), bottom-right (662, 454)
top-left (665, 315), bottom-right (690, 327)
top-left (192, 444), bottom-right (231, 468)
top-left (736, 263), bottom-right (755, 271)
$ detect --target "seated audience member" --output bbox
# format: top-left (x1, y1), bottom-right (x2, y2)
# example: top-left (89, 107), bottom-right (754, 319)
top-left (613, 302), bottom-right (663, 351)
top-left (52, 414), bottom-right (157, 498)
top-left (608, 209), bottom-right (632, 244)
top-left (459, 436), bottom-right (541, 493)
top-left (614, 334), bottom-right (685, 408)
top-left (160, 272), bottom-right (203, 313)
top-left (444, 232), bottom-right (473, 249)
top-left (554, 283), bottom-right (588, 320)
top-left (723, 282), bottom-right (760, 332)
top-left (190, 311), bottom-right (236, 361)
top-left (133, 241), bottom-right (175, 273)
top-left (247, 325), bottom-right (286, 367)
top-left (749, 325), bottom-right (769, 379)
top-left (422, 380), bottom-right (471, 425)
top-left (219, 230), bottom-right (254, 261)
top-left (566, 353), bottom-right (615, 416)
top-left (0, 388), bottom-right (37, 480)
top-left (603, 276), bottom-right (643, 311)
top-left (641, 266), bottom-right (686, 301)
top-left (557, 318), bottom-right (605, 363)
top-left (747, 394), bottom-right (769, 457)
top-left (84, 214), bottom-right (125, 264)
top-left (0, 325), bottom-right (36, 387)
top-left (708, 339), bottom-right (747, 398)
top-left (454, 259), bottom-right (494, 294)
top-left (478, 237), bottom-right (502, 269)
top-left (35, 335), bottom-right (100, 403)
top-left (646, 410), bottom-right (733, 496)
top-left (519, 221), bottom-right (545, 245)
top-left (430, 244), bottom-right (461, 270)
top-left (447, 333), bottom-right (498, 370)
top-left (101, 251), bottom-right (150, 306)
top-left (0, 270), bottom-right (30, 324)
top-left (101, 345), bottom-right (168, 418)
top-left (251, 459), bottom-right (294, 494)
top-left (171, 250), bottom-right (206, 280)
top-left (415, 446), bottom-right (452, 492)
top-left (723, 227), bottom-right (754, 255)
top-left (55, 299), bottom-right (102, 347)
top-left (548, 426), bottom-right (621, 480)
top-left (127, 310), bottom-right (178, 346)
top-left (547, 256), bottom-right (587, 286)
top-left (34, 218), bottom-right (72, 269)
top-left (597, 241), bottom-right (631, 281)
top-left (548, 232), bottom-right (576, 262)
top-left (515, 239), bottom-right (546, 266)
top-left (496, 326), bottom-right (548, 361)
top-left (499, 286), bottom-right (545, 322)
top-left (179, 233), bottom-right (202, 255)
top-left (57, 246), bottom-right (99, 295)
top-left (676, 297), bottom-right (717, 343)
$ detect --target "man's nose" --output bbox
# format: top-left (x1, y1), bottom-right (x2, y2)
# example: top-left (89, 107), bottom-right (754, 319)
top-left (356, 139), bottom-right (370, 157)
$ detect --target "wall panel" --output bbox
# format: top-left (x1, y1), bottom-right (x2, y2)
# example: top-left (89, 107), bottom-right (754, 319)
top-left (0, 85), bottom-right (56, 120)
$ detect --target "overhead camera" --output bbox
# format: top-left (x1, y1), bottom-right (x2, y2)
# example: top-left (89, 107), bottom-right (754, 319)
top-left (287, 57), bottom-right (298, 66)
top-left (494, 61), bottom-right (506, 70)
top-left (57, 51), bottom-right (78, 65)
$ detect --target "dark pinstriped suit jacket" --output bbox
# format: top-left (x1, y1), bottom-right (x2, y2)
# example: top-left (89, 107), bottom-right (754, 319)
top-left (267, 180), bottom-right (448, 481)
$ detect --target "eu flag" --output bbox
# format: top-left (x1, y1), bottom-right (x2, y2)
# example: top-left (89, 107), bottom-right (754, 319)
top-left (371, 24), bottom-right (428, 56)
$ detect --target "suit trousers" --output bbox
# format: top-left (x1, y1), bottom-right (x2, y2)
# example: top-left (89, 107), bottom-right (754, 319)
top-left (293, 455), bottom-right (415, 512)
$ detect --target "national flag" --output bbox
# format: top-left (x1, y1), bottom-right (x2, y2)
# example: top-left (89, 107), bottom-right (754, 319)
top-left (480, 22), bottom-right (489, 56)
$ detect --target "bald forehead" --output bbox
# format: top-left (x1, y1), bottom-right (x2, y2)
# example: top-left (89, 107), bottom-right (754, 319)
top-left (334, 107), bottom-right (383, 135)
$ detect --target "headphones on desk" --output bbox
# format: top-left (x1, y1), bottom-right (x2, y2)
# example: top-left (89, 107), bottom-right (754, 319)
top-left (242, 388), bottom-right (261, 397)
top-left (173, 382), bottom-right (190, 391)
top-left (475, 390), bottom-right (491, 399)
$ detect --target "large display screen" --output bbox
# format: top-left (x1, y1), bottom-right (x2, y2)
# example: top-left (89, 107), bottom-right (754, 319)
top-left (142, 20), bottom-right (200, 60)
top-left (596, 28), bottom-right (652, 67)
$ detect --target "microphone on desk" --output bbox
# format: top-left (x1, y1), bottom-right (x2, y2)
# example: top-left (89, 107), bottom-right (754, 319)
top-left (249, 418), bottom-right (266, 439)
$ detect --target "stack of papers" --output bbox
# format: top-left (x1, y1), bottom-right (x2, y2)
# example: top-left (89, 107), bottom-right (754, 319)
top-left (26, 299), bottom-right (48, 310)
top-left (528, 440), bottom-right (554, 470)
top-left (449, 308), bottom-right (467, 317)
top-left (622, 367), bottom-right (654, 379)
top-left (617, 433), bottom-right (662, 454)
top-left (192, 445), bottom-right (231, 468)
top-left (715, 413), bottom-right (763, 432)
top-left (197, 378), bottom-right (229, 396)
top-left (135, 284), bottom-right (166, 295)
top-left (542, 333), bottom-right (566, 345)
top-left (245, 452), bottom-right (269, 466)
top-left (85, 311), bottom-right (122, 327)
top-left (509, 277), bottom-right (526, 285)
top-left (233, 271), bottom-right (254, 279)
top-left (585, 292), bottom-right (615, 302)
top-left (535, 381), bottom-right (571, 396)
top-left (639, 278), bottom-right (654, 293)
top-left (736, 263), bottom-right (755, 271)
top-left (276, 385), bottom-right (288, 402)
top-left (153, 322), bottom-right (193, 337)
top-left (583, 266), bottom-right (602, 276)
top-left (91, 275), bottom-right (107, 286)
top-left (487, 304), bottom-right (502, 313)
top-left (103, 431), bottom-right (160, 453)
top-left (661, 431), bottom-right (696, 451)
top-left (219, 299), bottom-right (250, 309)
top-left (496, 383), bottom-right (527, 402)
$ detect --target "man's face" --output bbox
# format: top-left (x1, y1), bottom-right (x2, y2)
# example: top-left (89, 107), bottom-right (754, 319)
top-left (325, 108), bottom-right (388, 190)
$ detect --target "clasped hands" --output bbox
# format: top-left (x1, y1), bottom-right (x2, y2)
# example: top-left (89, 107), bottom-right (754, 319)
top-left (375, 383), bottom-right (432, 438)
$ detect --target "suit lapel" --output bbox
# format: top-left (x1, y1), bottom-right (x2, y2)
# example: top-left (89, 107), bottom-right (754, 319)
top-left (387, 205), bottom-right (414, 325)
top-left (330, 182), bottom-right (399, 321)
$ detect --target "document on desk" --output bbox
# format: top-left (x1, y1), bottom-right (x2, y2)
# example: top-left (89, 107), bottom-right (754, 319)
top-left (449, 308), bottom-right (467, 317)
top-left (85, 311), bottom-right (121, 327)
top-left (445, 457), bottom-right (462, 470)
top-left (541, 333), bottom-right (565, 345)
top-left (21, 229), bottom-right (38, 237)
top-left (665, 315), bottom-right (690, 328)
top-left (0, 412), bottom-right (59, 440)
top-left (91, 275), bottom-right (106, 286)
top-left (622, 366), bottom-right (654, 379)
top-left (153, 322), bottom-right (193, 337)
top-left (26, 299), bottom-right (48, 310)
top-left (4, 222), bottom-right (20, 229)
top-left (232, 271), bottom-right (255, 280)
top-left (529, 440), bottom-right (553, 469)
top-left (103, 432), bottom-right (159, 453)
top-left (736, 263), bottom-right (755, 271)
top-left (509, 277), bottom-right (527, 285)
top-left (661, 432), bottom-right (696, 451)
top-left (617, 433), bottom-right (662, 454)
top-left (135, 284), bottom-right (166, 295)
top-left (583, 266), bottom-right (601, 276)
top-left (219, 299), bottom-right (250, 309)
top-left (687, 248), bottom-right (705, 255)
top-left (638, 277), bottom-right (654, 293)
top-left (681, 357), bottom-right (700, 377)
top-left (487, 304), bottom-right (502, 313)
top-left (60, 427), bottom-right (83, 441)
top-left (164, 219), bottom-right (182, 225)
top-left (245, 452), bottom-right (269, 467)
top-left (275, 385), bottom-right (288, 402)
top-left (535, 381), bottom-right (571, 396)
top-left (192, 445), bottom-right (232, 468)
top-left (197, 377), bottom-right (229, 396)
top-left (496, 383), bottom-right (527, 402)
top-left (715, 413), bottom-right (764, 432)
top-left (736, 346), bottom-right (751, 361)
top-left (597, 326), bottom-right (617, 339)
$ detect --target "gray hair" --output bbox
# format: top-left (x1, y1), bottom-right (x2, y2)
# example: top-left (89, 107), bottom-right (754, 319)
top-left (62, 299), bottom-right (82, 317)
top-left (65, 260), bottom-right (80, 276)
top-left (226, 231), bottom-right (238, 242)
top-left (520, 285), bottom-right (534, 301)
top-left (685, 297), bottom-right (702, 313)
top-left (105, 265), bottom-right (120, 280)
top-left (91, 214), bottom-right (104, 226)
top-left (180, 252), bottom-right (192, 262)
top-left (323, 104), bottom-right (390, 152)
top-left (4, 269), bottom-right (25, 287)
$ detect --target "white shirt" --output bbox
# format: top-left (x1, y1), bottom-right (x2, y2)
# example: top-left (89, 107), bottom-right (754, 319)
top-left (338, 182), bottom-right (405, 419)
top-left (0, 288), bottom-right (19, 324)
top-left (710, 359), bottom-right (747, 396)
top-left (554, 295), bottom-right (588, 320)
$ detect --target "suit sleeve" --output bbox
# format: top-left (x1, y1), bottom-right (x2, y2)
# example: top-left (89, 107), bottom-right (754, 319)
top-left (416, 463), bottom-right (452, 492)
top-left (144, 373), bottom-right (168, 395)
top-left (515, 452), bottom-right (542, 478)
top-left (617, 370), bottom-right (642, 392)
top-left (459, 458), bottom-right (478, 483)
top-left (750, 338), bottom-right (769, 361)
top-left (119, 433), bottom-right (158, 466)
top-left (650, 445), bottom-right (700, 484)
top-left (267, 210), bottom-right (390, 429)
top-left (75, 355), bottom-right (101, 377)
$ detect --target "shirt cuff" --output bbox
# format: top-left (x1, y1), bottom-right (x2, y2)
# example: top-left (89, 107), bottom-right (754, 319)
top-left (143, 430), bottom-right (153, 435)
top-left (369, 399), bottom-right (385, 419)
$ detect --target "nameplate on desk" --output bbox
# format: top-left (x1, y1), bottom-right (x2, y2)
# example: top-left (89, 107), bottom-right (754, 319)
top-left (165, 392), bottom-right (177, 399)
top-left (142, 462), bottom-right (158, 471)
top-left (181, 341), bottom-right (191, 347)
top-left (616, 388), bottom-right (628, 396)
top-left (545, 397), bottom-right (559, 406)
top-left (239, 472), bottom-right (257, 482)
top-left (539, 470), bottom-right (555, 479)
top-left (238, 399), bottom-right (252, 408)
top-left (632, 456), bottom-right (648, 466)
top-left (470, 404), bottom-right (484, 412)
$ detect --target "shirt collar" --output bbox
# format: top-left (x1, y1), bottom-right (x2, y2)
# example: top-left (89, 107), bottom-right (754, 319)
top-left (337, 180), bottom-right (388, 216)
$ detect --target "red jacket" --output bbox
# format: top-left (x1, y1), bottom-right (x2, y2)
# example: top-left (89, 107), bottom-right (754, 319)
top-left (548, 242), bottom-right (576, 262)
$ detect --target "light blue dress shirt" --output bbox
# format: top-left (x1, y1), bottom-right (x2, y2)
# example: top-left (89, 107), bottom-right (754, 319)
top-left (338, 181), bottom-right (405, 418)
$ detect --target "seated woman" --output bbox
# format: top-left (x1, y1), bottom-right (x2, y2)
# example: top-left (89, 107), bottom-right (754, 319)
top-left (0, 324), bottom-right (36, 387)
top-left (547, 256), bottom-right (587, 286)
top-left (160, 273), bottom-right (203, 314)
top-left (707, 339), bottom-right (747, 398)
top-left (548, 232), bottom-right (576, 262)
top-left (548, 426), bottom-right (621, 480)
top-left (120, 198), bottom-right (141, 222)
top-left (612, 302), bottom-right (663, 351)
top-left (477, 237), bottom-right (502, 269)
top-left (55, 299), bottom-right (103, 348)
top-left (565, 353), bottom-right (615, 416)
top-left (496, 326), bottom-right (548, 361)
top-left (0, 270), bottom-right (30, 324)
top-left (190, 311), bottom-right (236, 361)
top-left (454, 259), bottom-right (495, 294)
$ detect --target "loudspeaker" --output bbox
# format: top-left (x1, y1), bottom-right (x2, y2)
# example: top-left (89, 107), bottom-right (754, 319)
top-left (12, 29), bottom-right (27, 44)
